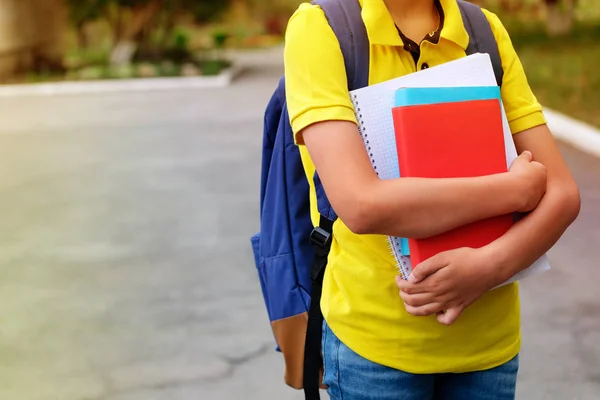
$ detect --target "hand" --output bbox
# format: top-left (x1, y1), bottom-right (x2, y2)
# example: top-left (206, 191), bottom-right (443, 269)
top-left (509, 150), bottom-right (547, 212)
top-left (396, 247), bottom-right (501, 325)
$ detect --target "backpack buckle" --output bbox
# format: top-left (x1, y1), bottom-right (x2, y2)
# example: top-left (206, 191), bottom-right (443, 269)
top-left (310, 227), bottom-right (332, 249)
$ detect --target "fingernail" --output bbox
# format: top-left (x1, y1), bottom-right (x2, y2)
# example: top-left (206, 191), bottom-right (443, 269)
top-left (408, 274), bottom-right (416, 283)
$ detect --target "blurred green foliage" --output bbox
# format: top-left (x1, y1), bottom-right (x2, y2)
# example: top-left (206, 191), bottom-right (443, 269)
top-left (63, 0), bottom-right (232, 76)
top-left (511, 22), bottom-right (600, 127)
top-left (67, 0), bottom-right (229, 27)
top-left (19, 0), bottom-right (600, 123)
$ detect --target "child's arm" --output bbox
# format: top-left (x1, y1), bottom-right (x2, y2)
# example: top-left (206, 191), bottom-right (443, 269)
top-left (487, 125), bottom-right (580, 277)
top-left (286, 4), bottom-right (545, 239)
top-left (302, 119), bottom-right (547, 239)
top-left (396, 124), bottom-right (580, 325)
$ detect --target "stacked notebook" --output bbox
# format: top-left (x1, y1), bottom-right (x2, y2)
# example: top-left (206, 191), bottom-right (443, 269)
top-left (349, 53), bottom-right (551, 286)
top-left (392, 86), bottom-right (515, 266)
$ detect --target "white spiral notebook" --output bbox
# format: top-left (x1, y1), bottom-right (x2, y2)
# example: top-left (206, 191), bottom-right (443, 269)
top-left (349, 53), bottom-right (551, 285)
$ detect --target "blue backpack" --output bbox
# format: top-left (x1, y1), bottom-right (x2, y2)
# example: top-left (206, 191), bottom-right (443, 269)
top-left (250, 1), bottom-right (504, 399)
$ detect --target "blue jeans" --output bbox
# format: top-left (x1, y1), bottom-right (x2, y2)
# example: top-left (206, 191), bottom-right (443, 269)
top-left (322, 322), bottom-right (519, 400)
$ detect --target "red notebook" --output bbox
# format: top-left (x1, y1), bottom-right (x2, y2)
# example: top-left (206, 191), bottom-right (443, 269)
top-left (392, 98), bottom-right (513, 266)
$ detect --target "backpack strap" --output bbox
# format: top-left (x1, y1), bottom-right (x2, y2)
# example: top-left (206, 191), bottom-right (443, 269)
top-left (457, 0), bottom-right (504, 87)
top-left (311, 0), bottom-right (370, 221)
top-left (313, 0), bottom-right (370, 91)
top-left (303, 214), bottom-right (333, 400)
top-left (302, 2), bottom-right (369, 399)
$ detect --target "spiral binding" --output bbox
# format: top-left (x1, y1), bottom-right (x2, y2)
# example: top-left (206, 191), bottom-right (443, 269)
top-left (388, 236), bottom-right (412, 280)
top-left (352, 94), bottom-right (379, 177)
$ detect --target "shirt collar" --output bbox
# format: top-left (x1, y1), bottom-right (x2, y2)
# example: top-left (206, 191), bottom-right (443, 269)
top-left (360, 0), bottom-right (470, 49)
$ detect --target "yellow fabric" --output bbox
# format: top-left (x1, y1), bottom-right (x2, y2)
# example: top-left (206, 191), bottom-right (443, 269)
top-left (284, 0), bottom-right (546, 374)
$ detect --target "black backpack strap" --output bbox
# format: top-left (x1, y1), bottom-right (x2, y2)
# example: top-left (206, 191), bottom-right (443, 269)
top-left (457, 0), bottom-right (504, 87)
top-left (303, 215), bottom-right (334, 400)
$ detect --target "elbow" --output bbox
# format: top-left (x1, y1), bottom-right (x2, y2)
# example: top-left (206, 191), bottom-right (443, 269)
top-left (335, 192), bottom-right (377, 235)
top-left (555, 180), bottom-right (581, 225)
top-left (343, 211), bottom-right (373, 235)
top-left (564, 182), bottom-right (581, 224)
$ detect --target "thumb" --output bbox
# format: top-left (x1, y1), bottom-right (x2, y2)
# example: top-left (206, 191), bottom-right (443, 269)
top-left (409, 253), bottom-right (448, 283)
top-left (436, 307), bottom-right (462, 326)
top-left (519, 150), bottom-right (532, 162)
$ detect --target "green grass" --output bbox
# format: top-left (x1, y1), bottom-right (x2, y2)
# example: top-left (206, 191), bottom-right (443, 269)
top-left (510, 23), bottom-right (600, 128)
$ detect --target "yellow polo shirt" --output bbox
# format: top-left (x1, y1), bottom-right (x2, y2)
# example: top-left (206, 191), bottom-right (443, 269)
top-left (284, 0), bottom-right (546, 374)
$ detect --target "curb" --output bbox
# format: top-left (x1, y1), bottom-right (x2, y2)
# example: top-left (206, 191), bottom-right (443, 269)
top-left (544, 108), bottom-right (600, 159)
top-left (0, 65), bottom-right (243, 97)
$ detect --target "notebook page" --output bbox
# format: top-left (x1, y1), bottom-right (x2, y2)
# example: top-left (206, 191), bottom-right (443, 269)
top-left (351, 53), bottom-right (499, 181)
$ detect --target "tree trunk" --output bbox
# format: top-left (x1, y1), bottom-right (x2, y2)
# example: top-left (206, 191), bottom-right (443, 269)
top-left (109, 0), bottom-right (163, 66)
top-left (546, 0), bottom-right (576, 36)
top-left (76, 23), bottom-right (88, 49)
top-left (230, 0), bottom-right (250, 24)
top-left (158, 1), bottom-right (179, 50)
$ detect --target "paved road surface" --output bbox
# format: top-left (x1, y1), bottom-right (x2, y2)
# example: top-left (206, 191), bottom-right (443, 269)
top-left (0, 58), bottom-right (598, 399)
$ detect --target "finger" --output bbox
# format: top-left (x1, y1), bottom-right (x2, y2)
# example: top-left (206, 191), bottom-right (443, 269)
top-left (436, 307), bottom-right (463, 326)
top-left (409, 253), bottom-right (449, 283)
top-left (396, 275), bottom-right (418, 291)
top-left (396, 277), bottom-right (431, 295)
top-left (520, 150), bottom-right (532, 161)
top-left (399, 291), bottom-right (437, 307)
top-left (396, 275), bottom-right (417, 292)
top-left (395, 274), bottom-right (407, 288)
top-left (532, 160), bottom-right (547, 172)
top-left (404, 302), bottom-right (445, 317)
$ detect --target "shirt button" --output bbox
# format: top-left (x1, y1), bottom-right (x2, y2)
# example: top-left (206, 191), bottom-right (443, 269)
top-left (421, 63), bottom-right (429, 70)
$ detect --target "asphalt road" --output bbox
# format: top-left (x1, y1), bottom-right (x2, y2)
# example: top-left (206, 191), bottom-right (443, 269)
top-left (0, 60), bottom-right (598, 400)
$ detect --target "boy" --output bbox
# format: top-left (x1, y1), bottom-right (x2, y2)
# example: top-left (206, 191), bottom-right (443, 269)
top-left (284, 0), bottom-right (581, 399)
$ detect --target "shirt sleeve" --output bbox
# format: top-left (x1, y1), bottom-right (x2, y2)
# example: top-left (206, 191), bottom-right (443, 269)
top-left (283, 4), bottom-right (358, 145)
top-left (484, 10), bottom-right (547, 135)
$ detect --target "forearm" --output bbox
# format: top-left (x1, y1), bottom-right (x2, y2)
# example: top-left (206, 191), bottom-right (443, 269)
top-left (486, 181), bottom-right (580, 283)
top-left (358, 172), bottom-right (523, 238)
top-left (302, 120), bottom-right (540, 239)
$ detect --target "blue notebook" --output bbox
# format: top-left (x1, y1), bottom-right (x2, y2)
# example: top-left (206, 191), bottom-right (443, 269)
top-left (395, 86), bottom-right (501, 108)
top-left (393, 86), bottom-right (502, 256)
